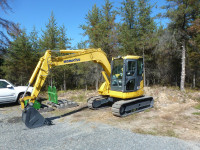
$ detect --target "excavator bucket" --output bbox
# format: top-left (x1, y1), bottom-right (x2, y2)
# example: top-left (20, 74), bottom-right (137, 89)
top-left (22, 105), bottom-right (52, 129)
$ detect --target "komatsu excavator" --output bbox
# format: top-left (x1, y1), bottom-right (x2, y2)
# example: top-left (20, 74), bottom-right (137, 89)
top-left (20, 48), bottom-right (153, 128)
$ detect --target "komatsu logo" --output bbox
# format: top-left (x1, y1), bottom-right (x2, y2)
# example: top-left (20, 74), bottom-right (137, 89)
top-left (64, 58), bottom-right (80, 63)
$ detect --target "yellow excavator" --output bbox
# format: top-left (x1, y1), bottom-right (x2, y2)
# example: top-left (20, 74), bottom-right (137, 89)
top-left (20, 48), bottom-right (153, 128)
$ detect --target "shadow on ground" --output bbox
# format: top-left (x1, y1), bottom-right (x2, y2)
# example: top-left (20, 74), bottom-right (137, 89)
top-left (0, 102), bottom-right (18, 108)
top-left (47, 106), bottom-right (88, 121)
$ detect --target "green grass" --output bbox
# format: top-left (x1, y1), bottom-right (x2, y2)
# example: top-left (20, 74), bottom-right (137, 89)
top-left (134, 128), bottom-right (177, 138)
top-left (57, 90), bottom-right (66, 94)
top-left (192, 112), bottom-right (200, 115)
top-left (69, 94), bottom-right (86, 103)
top-left (194, 104), bottom-right (200, 110)
top-left (165, 130), bottom-right (177, 137)
top-left (196, 97), bottom-right (200, 102)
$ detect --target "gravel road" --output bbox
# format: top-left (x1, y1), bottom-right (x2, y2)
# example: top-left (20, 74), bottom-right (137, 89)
top-left (0, 105), bottom-right (200, 150)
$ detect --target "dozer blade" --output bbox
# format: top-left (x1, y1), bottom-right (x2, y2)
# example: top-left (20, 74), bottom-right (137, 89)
top-left (22, 105), bottom-right (52, 129)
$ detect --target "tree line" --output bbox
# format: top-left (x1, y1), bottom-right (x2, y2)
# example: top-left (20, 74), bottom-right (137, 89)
top-left (0, 0), bottom-right (200, 91)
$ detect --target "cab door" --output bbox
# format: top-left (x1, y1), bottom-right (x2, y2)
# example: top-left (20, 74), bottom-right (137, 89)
top-left (124, 58), bottom-right (143, 92)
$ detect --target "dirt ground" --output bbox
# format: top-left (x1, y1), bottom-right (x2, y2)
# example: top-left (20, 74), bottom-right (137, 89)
top-left (1, 86), bottom-right (199, 143)
top-left (53, 86), bottom-right (200, 142)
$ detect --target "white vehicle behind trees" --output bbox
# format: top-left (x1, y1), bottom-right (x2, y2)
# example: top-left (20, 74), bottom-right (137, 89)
top-left (0, 79), bottom-right (33, 104)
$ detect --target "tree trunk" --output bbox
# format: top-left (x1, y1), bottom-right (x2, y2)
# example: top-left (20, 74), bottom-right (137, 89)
top-left (193, 73), bottom-right (195, 88)
top-left (95, 64), bottom-right (99, 91)
top-left (85, 76), bottom-right (87, 91)
top-left (143, 45), bottom-right (146, 87)
top-left (51, 75), bottom-right (53, 87)
top-left (180, 40), bottom-right (186, 91)
top-left (63, 68), bottom-right (66, 91)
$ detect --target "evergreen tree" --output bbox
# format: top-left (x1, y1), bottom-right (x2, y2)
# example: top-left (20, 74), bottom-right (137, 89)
top-left (118, 0), bottom-right (137, 55)
top-left (163, 0), bottom-right (200, 91)
top-left (81, 4), bottom-right (105, 90)
top-left (187, 18), bottom-right (200, 88)
top-left (56, 24), bottom-right (71, 90)
top-left (30, 26), bottom-right (39, 52)
top-left (3, 30), bottom-right (37, 85)
top-left (137, 0), bottom-right (156, 86)
top-left (39, 11), bottom-right (59, 87)
top-left (101, 0), bottom-right (118, 59)
top-left (40, 11), bottom-right (59, 50)
top-left (81, 4), bottom-right (103, 48)
top-left (58, 25), bottom-right (70, 49)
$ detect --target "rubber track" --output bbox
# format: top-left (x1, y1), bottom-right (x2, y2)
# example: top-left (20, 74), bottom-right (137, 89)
top-left (112, 96), bottom-right (154, 117)
top-left (87, 95), bottom-right (105, 109)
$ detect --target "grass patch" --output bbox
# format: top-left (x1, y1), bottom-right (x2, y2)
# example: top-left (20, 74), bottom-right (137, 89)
top-left (57, 90), bottom-right (66, 94)
top-left (192, 112), bottom-right (200, 115)
top-left (194, 104), bottom-right (200, 110)
top-left (185, 88), bottom-right (198, 94)
top-left (69, 94), bottom-right (87, 103)
top-left (196, 97), bottom-right (200, 102)
top-left (165, 130), bottom-right (177, 137)
top-left (133, 128), bottom-right (178, 138)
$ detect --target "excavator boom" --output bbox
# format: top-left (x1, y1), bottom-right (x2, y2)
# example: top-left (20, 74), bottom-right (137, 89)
top-left (21, 48), bottom-right (111, 128)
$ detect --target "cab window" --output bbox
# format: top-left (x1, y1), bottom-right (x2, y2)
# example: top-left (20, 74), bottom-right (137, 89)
top-left (126, 61), bottom-right (136, 76)
top-left (137, 58), bottom-right (143, 75)
top-left (111, 59), bottom-right (123, 91)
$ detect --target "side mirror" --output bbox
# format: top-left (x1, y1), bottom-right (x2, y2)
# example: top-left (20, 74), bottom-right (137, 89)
top-left (7, 85), bottom-right (13, 88)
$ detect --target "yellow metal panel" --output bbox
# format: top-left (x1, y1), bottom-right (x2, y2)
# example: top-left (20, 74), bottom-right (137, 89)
top-left (102, 71), bottom-right (109, 86)
top-left (112, 55), bottom-right (142, 60)
top-left (30, 50), bottom-right (52, 103)
top-left (52, 49), bottom-right (111, 77)
top-left (109, 88), bottom-right (144, 99)
top-left (98, 82), bottom-right (109, 96)
top-left (123, 55), bottom-right (142, 60)
top-left (60, 49), bottom-right (86, 53)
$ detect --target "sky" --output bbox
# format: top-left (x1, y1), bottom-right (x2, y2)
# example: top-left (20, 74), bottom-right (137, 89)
top-left (2, 0), bottom-right (169, 48)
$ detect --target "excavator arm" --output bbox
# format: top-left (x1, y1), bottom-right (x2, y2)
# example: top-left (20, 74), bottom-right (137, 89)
top-left (20, 48), bottom-right (111, 110)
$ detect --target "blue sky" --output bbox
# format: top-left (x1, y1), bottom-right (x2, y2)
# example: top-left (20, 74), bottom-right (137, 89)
top-left (2, 0), bottom-right (168, 48)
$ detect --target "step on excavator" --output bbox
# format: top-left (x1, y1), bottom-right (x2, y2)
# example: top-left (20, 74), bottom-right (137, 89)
top-left (20, 48), bottom-right (154, 128)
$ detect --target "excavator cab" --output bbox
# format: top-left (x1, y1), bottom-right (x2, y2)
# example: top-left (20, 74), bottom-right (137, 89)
top-left (111, 56), bottom-right (143, 93)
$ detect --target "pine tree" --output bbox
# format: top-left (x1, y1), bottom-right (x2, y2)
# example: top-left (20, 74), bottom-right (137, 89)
top-left (81, 4), bottom-right (104, 90)
top-left (163, 0), bottom-right (200, 91)
top-left (137, 0), bottom-right (156, 86)
top-left (119, 0), bottom-right (137, 55)
top-left (57, 24), bottom-right (71, 90)
top-left (39, 11), bottom-right (60, 87)
top-left (3, 30), bottom-right (36, 85)
top-left (30, 26), bottom-right (39, 52)
top-left (187, 18), bottom-right (200, 88)
top-left (81, 4), bottom-right (103, 48)
top-left (58, 25), bottom-right (70, 49)
top-left (40, 11), bottom-right (59, 50)
top-left (101, 0), bottom-right (118, 60)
